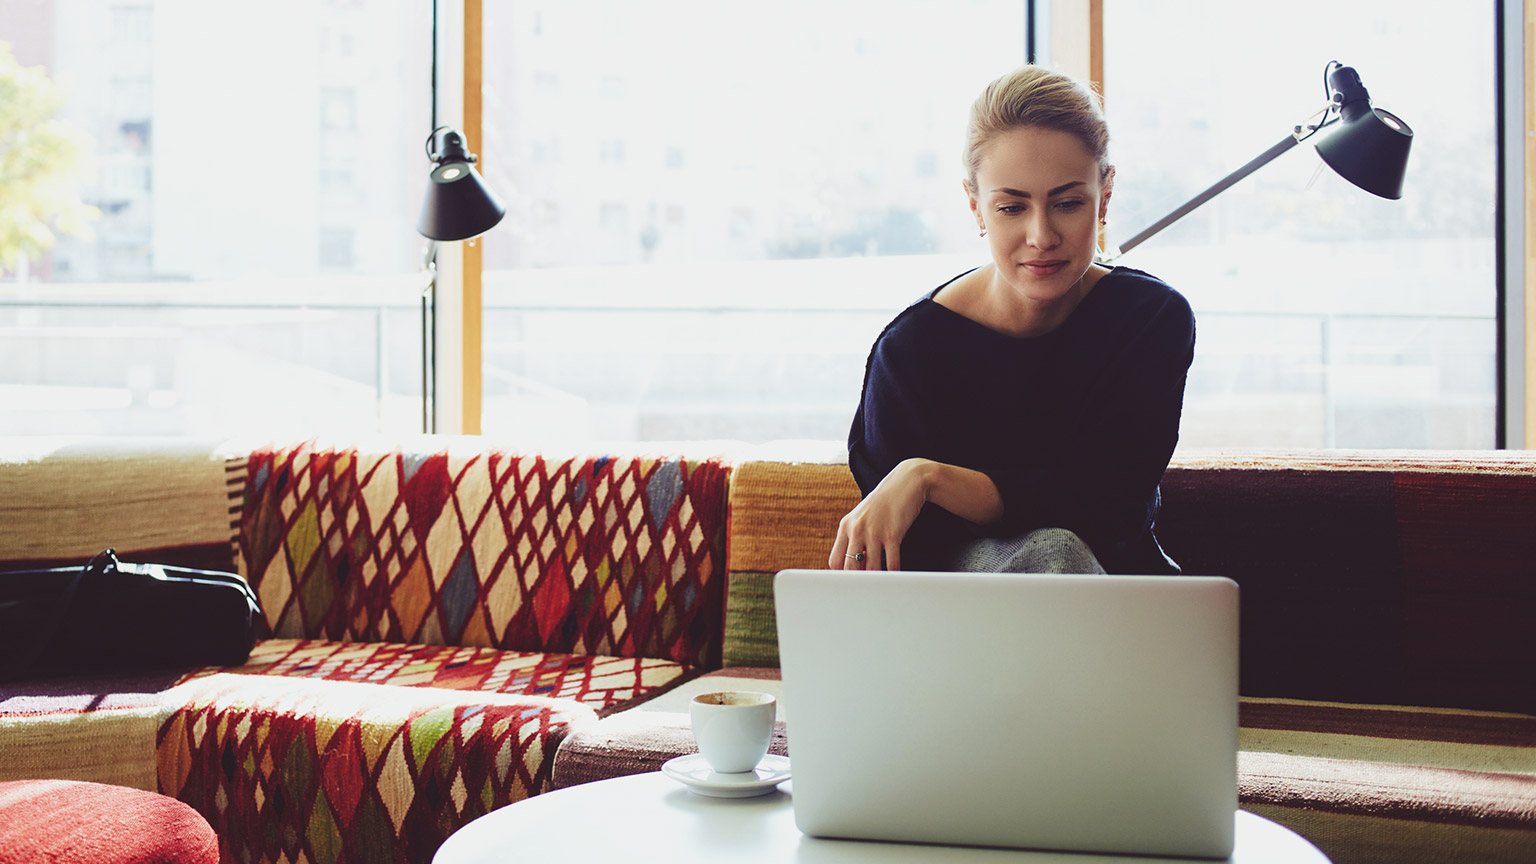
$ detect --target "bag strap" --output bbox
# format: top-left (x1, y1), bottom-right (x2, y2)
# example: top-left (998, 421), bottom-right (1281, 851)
top-left (1, 550), bottom-right (111, 681)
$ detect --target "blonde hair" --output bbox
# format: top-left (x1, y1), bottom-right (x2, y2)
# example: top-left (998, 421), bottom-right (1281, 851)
top-left (963, 66), bottom-right (1111, 192)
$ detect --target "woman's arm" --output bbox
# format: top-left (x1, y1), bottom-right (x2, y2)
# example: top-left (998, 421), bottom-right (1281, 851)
top-left (829, 458), bottom-right (1003, 571)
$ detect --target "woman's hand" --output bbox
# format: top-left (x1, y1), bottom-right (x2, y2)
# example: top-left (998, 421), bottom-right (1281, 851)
top-left (829, 459), bottom-right (932, 571)
top-left (829, 458), bottom-right (1007, 571)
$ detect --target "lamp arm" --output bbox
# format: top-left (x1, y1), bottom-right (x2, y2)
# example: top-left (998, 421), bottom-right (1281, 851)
top-left (1109, 132), bottom-right (1301, 259)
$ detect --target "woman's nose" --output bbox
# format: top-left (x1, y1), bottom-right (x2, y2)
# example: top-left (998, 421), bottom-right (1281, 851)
top-left (1025, 212), bottom-right (1060, 249)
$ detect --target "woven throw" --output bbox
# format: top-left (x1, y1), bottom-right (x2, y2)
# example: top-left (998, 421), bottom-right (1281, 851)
top-left (157, 672), bottom-right (596, 864)
top-left (238, 440), bottom-right (731, 667)
top-left (0, 438), bottom-right (242, 572)
top-left (176, 637), bottom-right (697, 717)
top-left (723, 460), bottom-right (858, 667)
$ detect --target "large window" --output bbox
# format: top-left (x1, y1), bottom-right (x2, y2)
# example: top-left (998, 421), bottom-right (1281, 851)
top-left (474, 0), bottom-right (1500, 449)
top-left (477, 0), bottom-right (1027, 443)
top-left (1104, 0), bottom-right (1496, 448)
top-left (0, 0), bottom-right (430, 437)
top-left (1, 1), bottom-right (1509, 449)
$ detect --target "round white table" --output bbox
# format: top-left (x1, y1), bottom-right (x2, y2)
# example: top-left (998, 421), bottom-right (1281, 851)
top-left (434, 772), bottom-right (1331, 863)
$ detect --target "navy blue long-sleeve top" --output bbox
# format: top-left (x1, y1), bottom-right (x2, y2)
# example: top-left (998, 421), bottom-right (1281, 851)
top-left (848, 266), bottom-right (1196, 575)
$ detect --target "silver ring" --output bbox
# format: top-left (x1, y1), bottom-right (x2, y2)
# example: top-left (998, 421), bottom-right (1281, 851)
top-left (845, 551), bottom-right (866, 562)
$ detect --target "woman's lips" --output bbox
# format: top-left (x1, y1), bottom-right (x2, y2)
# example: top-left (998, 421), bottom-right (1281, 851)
top-left (1022, 259), bottom-right (1068, 276)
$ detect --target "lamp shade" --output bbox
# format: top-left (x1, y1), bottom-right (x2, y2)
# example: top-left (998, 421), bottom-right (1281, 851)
top-left (417, 128), bottom-right (506, 241)
top-left (1312, 65), bottom-right (1413, 200)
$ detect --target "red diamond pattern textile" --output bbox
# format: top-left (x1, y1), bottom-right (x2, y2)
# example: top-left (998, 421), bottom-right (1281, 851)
top-left (157, 673), bottom-right (597, 864)
top-left (239, 441), bottom-right (732, 668)
top-left (176, 637), bottom-right (697, 716)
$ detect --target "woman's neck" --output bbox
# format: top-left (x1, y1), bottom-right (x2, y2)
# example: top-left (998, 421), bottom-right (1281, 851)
top-left (981, 262), bottom-right (1109, 338)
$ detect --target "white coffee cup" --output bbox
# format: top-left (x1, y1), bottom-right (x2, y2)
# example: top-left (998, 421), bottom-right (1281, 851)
top-left (689, 690), bottom-right (776, 774)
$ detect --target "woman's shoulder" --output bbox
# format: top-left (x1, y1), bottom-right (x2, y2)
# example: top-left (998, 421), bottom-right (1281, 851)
top-left (1092, 267), bottom-right (1194, 326)
top-left (1096, 266), bottom-right (1184, 301)
top-left (876, 270), bottom-right (980, 344)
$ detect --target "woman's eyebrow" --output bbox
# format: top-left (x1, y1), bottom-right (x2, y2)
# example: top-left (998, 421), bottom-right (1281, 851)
top-left (990, 181), bottom-right (1088, 198)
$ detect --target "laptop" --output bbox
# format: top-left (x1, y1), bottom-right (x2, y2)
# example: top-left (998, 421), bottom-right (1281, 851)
top-left (774, 569), bottom-right (1239, 859)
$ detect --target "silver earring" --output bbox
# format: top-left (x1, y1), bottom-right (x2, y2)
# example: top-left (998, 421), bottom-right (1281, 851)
top-left (979, 228), bottom-right (988, 238)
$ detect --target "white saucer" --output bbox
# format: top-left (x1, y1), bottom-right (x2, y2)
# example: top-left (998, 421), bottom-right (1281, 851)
top-left (661, 753), bottom-right (791, 798)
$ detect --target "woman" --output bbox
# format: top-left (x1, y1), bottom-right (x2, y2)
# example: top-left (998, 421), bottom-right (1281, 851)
top-left (830, 66), bottom-right (1195, 576)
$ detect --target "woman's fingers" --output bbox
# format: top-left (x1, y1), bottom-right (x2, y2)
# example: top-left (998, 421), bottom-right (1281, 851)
top-left (828, 530), bottom-right (849, 570)
top-left (831, 482), bottom-right (920, 571)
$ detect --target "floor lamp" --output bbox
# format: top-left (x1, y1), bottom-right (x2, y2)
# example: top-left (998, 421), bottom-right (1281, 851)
top-left (1104, 61), bottom-right (1413, 261)
top-left (417, 126), bottom-right (506, 433)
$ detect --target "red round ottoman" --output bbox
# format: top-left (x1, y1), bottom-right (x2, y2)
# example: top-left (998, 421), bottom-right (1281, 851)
top-left (0, 780), bottom-right (217, 864)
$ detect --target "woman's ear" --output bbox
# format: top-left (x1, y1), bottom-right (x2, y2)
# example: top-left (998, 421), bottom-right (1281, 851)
top-left (965, 179), bottom-right (984, 230)
top-left (1099, 166), bottom-right (1116, 222)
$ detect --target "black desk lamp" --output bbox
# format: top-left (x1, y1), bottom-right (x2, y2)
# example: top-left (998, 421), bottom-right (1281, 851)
top-left (1106, 61), bottom-right (1413, 260)
top-left (419, 126), bottom-right (506, 242)
top-left (416, 126), bottom-right (505, 432)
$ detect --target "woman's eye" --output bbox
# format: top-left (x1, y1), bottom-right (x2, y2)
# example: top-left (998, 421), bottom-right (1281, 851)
top-left (1056, 200), bottom-right (1086, 211)
top-left (996, 204), bottom-right (1024, 214)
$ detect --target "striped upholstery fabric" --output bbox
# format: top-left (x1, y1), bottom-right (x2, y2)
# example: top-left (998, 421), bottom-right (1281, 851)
top-left (724, 448), bottom-right (1536, 714)
top-left (0, 670), bottom-right (188, 791)
top-left (0, 437), bottom-right (244, 573)
top-left (1157, 449), bottom-right (1536, 714)
top-left (1239, 697), bottom-right (1536, 864)
top-left (723, 452), bottom-right (855, 667)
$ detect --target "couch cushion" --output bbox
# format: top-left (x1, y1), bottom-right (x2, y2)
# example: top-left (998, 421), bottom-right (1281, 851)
top-left (723, 449), bottom-right (1536, 714)
top-left (1158, 449), bottom-right (1536, 714)
top-left (154, 637), bottom-right (696, 863)
top-left (0, 437), bottom-right (242, 573)
top-left (723, 457), bottom-right (856, 667)
top-left (179, 637), bottom-right (698, 717)
top-left (239, 439), bottom-right (732, 667)
top-left (0, 669), bottom-right (188, 790)
top-left (1239, 696), bottom-right (1536, 864)
top-left (158, 672), bottom-right (600, 864)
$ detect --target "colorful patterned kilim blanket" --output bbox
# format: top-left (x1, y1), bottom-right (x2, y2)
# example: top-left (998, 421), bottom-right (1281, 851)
top-left (238, 440), bottom-right (731, 667)
top-left (146, 439), bottom-right (732, 864)
top-left (158, 672), bottom-right (594, 864)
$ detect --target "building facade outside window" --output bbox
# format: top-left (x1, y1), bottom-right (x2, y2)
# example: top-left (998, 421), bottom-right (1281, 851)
top-left (0, 0), bottom-right (430, 437)
top-left (0, 1), bottom-right (1505, 450)
top-left (476, 0), bottom-right (1498, 449)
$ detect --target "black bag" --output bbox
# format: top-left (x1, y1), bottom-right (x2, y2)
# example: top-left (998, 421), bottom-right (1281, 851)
top-left (0, 549), bottom-right (261, 682)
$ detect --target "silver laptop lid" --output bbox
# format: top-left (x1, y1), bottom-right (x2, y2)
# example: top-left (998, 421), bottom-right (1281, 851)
top-left (775, 569), bottom-right (1238, 859)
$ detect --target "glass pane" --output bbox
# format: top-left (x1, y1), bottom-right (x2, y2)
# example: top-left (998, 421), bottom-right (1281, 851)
top-left (481, 0), bottom-right (1027, 443)
top-left (0, 0), bottom-right (431, 437)
top-left (1104, 0), bottom-right (1496, 448)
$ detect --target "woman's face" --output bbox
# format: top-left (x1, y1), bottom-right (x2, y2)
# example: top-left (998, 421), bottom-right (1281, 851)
top-left (968, 126), bottom-right (1111, 304)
